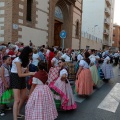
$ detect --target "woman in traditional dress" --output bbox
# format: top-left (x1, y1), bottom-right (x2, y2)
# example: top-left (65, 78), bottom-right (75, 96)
top-left (25, 61), bottom-right (58, 120)
top-left (76, 52), bottom-right (93, 96)
top-left (47, 51), bottom-right (61, 84)
top-left (89, 49), bottom-right (100, 87)
top-left (0, 56), bottom-right (13, 116)
top-left (61, 48), bottom-right (76, 81)
top-left (101, 56), bottom-right (114, 83)
top-left (50, 59), bottom-right (77, 110)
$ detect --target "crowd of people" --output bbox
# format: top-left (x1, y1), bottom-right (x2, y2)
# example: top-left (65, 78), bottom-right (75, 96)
top-left (0, 41), bottom-right (118, 120)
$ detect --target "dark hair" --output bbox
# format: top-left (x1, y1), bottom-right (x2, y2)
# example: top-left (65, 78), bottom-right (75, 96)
top-left (40, 48), bottom-right (44, 53)
top-left (50, 48), bottom-right (54, 52)
top-left (84, 52), bottom-right (90, 65)
top-left (29, 40), bottom-right (32, 46)
top-left (8, 42), bottom-right (11, 45)
top-left (19, 46), bottom-right (33, 67)
top-left (2, 55), bottom-right (10, 61)
top-left (21, 43), bottom-right (24, 46)
top-left (72, 49), bottom-right (74, 52)
top-left (42, 45), bottom-right (45, 48)
top-left (91, 49), bottom-right (95, 53)
top-left (38, 61), bottom-right (46, 70)
top-left (59, 48), bottom-right (62, 51)
top-left (54, 51), bottom-right (58, 55)
top-left (59, 58), bottom-right (65, 63)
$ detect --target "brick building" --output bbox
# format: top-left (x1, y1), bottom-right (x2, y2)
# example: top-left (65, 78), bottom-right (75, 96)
top-left (112, 24), bottom-right (120, 51)
top-left (0, 0), bottom-right (83, 49)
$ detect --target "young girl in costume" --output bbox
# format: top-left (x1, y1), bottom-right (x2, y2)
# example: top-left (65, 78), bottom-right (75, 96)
top-left (25, 61), bottom-right (58, 120)
top-left (89, 49), bottom-right (100, 87)
top-left (101, 56), bottom-right (114, 83)
top-left (47, 51), bottom-right (60, 84)
top-left (0, 55), bottom-right (13, 116)
top-left (50, 59), bottom-right (77, 110)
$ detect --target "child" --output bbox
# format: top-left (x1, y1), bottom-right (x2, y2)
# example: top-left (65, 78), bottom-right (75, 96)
top-left (49, 59), bottom-right (77, 110)
top-left (25, 61), bottom-right (58, 120)
top-left (101, 56), bottom-right (114, 83)
top-left (0, 55), bottom-right (13, 116)
top-left (47, 51), bottom-right (61, 84)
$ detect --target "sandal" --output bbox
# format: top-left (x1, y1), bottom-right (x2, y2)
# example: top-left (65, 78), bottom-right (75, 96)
top-left (17, 114), bottom-right (24, 118)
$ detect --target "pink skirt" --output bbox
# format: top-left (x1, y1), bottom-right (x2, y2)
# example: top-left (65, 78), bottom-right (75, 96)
top-left (25, 85), bottom-right (58, 120)
top-left (48, 67), bottom-right (60, 84)
top-left (50, 77), bottom-right (77, 110)
top-left (0, 76), bottom-right (10, 97)
top-left (76, 69), bottom-right (93, 95)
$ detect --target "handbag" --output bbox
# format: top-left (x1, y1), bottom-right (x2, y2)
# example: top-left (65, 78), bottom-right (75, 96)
top-left (0, 89), bottom-right (14, 104)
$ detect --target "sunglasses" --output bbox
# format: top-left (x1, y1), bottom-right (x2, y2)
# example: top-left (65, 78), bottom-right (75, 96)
top-left (58, 62), bottom-right (62, 64)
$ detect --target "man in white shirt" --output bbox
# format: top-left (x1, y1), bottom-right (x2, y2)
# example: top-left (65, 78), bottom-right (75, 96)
top-left (61, 48), bottom-right (72, 62)
top-left (89, 49), bottom-right (100, 65)
top-left (114, 51), bottom-right (119, 65)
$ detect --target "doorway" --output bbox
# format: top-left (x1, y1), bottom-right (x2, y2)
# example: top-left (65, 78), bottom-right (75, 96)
top-left (54, 20), bottom-right (63, 47)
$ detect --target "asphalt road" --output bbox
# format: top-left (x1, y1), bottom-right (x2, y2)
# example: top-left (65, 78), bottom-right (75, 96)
top-left (1, 65), bottom-right (120, 120)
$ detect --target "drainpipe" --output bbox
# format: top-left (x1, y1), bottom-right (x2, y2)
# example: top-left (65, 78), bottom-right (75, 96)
top-left (79, 0), bottom-right (83, 49)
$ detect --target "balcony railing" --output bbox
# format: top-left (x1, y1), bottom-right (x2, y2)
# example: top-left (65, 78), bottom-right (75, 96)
top-left (104, 29), bottom-right (109, 36)
top-left (81, 31), bottom-right (102, 42)
top-left (105, 8), bottom-right (110, 16)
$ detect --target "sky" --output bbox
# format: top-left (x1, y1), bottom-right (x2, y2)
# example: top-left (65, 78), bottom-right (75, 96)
top-left (114, 0), bottom-right (120, 25)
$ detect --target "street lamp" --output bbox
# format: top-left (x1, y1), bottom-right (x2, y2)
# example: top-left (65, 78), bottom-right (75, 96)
top-left (94, 25), bottom-right (98, 33)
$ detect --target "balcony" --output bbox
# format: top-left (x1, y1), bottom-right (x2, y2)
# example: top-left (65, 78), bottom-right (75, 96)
top-left (104, 29), bottom-right (109, 36)
top-left (104, 19), bottom-right (110, 26)
top-left (106, 0), bottom-right (111, 7)
top-left (105, 8), bottom-right (110, 16)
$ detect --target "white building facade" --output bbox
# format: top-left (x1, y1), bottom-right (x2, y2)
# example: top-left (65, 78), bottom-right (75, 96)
top-left (81, 0), bottom-right (115, 50)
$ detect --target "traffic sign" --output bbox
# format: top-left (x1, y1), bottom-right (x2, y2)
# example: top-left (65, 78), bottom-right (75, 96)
top-left (60, 30), bottom-right (66, 39)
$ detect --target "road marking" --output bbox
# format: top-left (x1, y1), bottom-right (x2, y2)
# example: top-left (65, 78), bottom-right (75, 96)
top-left (98, 83), bottom-right (120, 113)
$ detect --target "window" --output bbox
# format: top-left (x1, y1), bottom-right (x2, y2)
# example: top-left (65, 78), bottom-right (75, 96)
top-left (76, 21), bottom-right (79, 37)
top-left (55, 6), bottom-right (63, 20)
top-left (113, 34), bottom-right (115, 37)
top-left (26, 0), bottom-right (33, 21)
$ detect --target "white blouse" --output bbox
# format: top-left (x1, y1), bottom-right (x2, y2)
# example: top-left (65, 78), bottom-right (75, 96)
top-left (89, 54), bottom-right (99, 64)
top-left (31, 53), bottom-right (39, 66)
top-left (32, 77), bottom-right (44, 85)
top-left (3, 67), bottom-right (9, 77)
top-left (61, 54), bottom-right (71, 62)
top-left (77, 54), bottom-right (83, 61)
top-left (51, 57), bottom-right (59, 67)
top-left (79, 60), bottom-right (89, 69)
top-left (60, 69), bottom-right (68, 77)
top-left (11, 57), bottom-right (27, 73)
